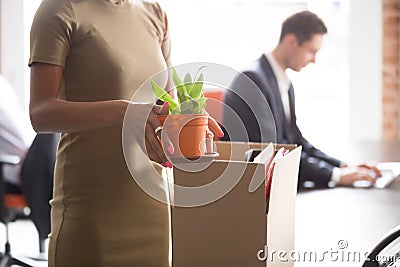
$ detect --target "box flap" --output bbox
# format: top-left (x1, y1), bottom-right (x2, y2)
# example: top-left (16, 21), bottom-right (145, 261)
top-left (266, 146), bottom-right (302, 266)
top-left (215, 141), bottom-right (297, 161)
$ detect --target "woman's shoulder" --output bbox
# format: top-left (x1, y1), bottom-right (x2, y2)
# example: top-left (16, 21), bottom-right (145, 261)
top-left (33, 0), bottom-right (76, 28)
top-left (38, 0), bottom-right (74, 9)
top-left (34, 0), bottom-right (76, 19)
top-left (140, 0), bottom-right (166, 19)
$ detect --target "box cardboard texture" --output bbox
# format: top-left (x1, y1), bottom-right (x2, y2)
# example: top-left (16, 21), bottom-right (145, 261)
top-left (168, 141), bottom-right (301, 267)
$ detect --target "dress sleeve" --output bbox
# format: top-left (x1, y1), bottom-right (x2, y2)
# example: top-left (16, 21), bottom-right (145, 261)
top-left (29, 0), bottom-right (76, 68)
top-left (159, 5), bottom-right (172, 67)
top-left (148, 1), bottom-right (172, 67)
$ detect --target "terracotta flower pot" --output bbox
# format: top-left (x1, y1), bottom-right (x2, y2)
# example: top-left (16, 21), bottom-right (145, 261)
top-left (157, 114), bottom-right (209, 158)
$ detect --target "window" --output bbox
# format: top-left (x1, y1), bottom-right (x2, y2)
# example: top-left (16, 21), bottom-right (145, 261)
top-left (159, 0), bottom-right (350, 155)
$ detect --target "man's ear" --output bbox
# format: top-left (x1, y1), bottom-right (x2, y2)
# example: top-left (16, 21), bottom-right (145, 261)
top-left (284, 33), bottom-right (299, 48)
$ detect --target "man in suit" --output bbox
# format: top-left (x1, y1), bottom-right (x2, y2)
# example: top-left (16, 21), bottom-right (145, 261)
top-left (222, 11), bottom-right (380, 187)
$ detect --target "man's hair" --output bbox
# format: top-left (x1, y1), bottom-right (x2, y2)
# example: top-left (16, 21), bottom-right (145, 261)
top-left (279, 11), bottom-right (327, 45)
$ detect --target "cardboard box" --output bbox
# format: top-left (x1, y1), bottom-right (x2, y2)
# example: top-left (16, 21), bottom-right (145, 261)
top-left (168, 141), bottom-right (301, 267)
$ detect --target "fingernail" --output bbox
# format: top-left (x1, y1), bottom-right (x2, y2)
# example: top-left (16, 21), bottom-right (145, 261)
top-left (167, 145), bottom-right (174, 155)
top-left (166, 161), bottom-right (173, 168)
top-left (161, 163), bottom-right (167, 167)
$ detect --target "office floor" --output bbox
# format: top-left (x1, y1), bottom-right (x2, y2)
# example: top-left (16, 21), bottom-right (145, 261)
top-left (0, 219), bottom-right (48, 267)
top-left (2, 183), bottom-right (399, 267)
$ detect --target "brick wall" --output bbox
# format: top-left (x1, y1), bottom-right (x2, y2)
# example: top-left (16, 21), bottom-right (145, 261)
top-left (382, 0), bottom-right (400, 140)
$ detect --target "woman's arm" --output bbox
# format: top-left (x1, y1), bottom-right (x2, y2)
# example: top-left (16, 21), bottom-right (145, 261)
top-left (30, 62), bottom-right (169, 163)
top-left (30, 63), bottom-right (129, 133)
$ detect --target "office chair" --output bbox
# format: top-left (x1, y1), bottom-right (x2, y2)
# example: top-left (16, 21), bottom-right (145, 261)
top-left (0, 133), bottom-right (58, 267)
top-left (20, 133), bottom-right (58, 254)
top-left (363, 225), bottom-right (400, 267)
top-left (0, 155), bottom-right (36, 267)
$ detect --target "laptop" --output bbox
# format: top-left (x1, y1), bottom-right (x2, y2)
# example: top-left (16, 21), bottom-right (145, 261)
top-left (354, 162), bottom-right (400, 189)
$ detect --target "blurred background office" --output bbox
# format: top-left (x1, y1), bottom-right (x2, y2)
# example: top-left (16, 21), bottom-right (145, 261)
top-left (0, 0), bottom-right (399, 262)
top-left (0, 0), bottom-right (398, 161)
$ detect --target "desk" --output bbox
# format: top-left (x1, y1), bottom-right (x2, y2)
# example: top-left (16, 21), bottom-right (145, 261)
top-left (295, 141), bottom-right (400, 266)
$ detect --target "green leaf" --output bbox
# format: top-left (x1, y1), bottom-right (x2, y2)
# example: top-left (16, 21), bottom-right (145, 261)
top-left (172, 68), bottom-right (187, 93)
top-left (190, 74), bottom-right (204, 98)
top-left (172, 68), bottom-right (189, 106)
top-left (183, 73), bottom-right (192, 84)
top-left (151, 67), bottom-right (208, 114)
top-left (180, 99), bottom-right (198, 114)
top-left (176, 85), bottom-right (187, 105)
top-left (151, 80), bottom-right (172, 102)
top-left (198, 97), bottom-right (207, 113)
top-left (170, 106), bottom-right (181, 114)
top-left (183, 73), bottom-right (193, 94)
top-left (193, 66), bottom-right (207, 82)
top-left (170, 107), bottom-right (181, 115)
top-left (150, 80), bottom-right (179, 113)
top-left (172, 68), bottom-right (182, 87)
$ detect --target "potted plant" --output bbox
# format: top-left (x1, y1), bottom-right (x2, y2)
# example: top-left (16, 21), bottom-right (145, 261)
top-left (151, 67), bottom-right (209, 158)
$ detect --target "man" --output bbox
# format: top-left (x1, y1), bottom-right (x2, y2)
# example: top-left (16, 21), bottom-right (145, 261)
top-left (222, 11), bottom-right (380, 187)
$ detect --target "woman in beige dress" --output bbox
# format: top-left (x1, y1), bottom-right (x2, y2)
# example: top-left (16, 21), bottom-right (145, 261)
top-left (29, 0), bottom-right (180, 266)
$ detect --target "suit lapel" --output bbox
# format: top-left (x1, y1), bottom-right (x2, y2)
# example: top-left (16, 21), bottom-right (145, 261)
top-left (259, 55), bottom-right (292, 143)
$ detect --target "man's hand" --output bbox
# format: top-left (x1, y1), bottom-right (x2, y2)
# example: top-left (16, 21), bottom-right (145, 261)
top-left (337, 165), bottom-right (381, 186)
top-left (357, 163), bottom-right (382, 177)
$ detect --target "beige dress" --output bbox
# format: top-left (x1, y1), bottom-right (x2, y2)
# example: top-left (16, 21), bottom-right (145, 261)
top-left (29, 0), bottom-right (171, 266)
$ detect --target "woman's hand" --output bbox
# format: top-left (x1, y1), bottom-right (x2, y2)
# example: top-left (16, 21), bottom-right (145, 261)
top-left (124, 102), bottom-right (173, 165)
top-left (144, 103), bottom-right (173, 164)
top-left (207, 115), bottom-right (224, 139)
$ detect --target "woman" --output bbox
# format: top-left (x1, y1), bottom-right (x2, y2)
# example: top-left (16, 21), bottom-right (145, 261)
top-left (29, 0), bottom-right (223, 266)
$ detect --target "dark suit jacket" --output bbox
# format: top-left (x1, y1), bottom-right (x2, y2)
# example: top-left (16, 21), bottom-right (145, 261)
top-left (222, 54), bottom-right (342, 187)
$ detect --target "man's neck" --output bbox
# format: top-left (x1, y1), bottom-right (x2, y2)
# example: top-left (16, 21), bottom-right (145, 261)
top-left (271, 47), bottom-right (287, 72)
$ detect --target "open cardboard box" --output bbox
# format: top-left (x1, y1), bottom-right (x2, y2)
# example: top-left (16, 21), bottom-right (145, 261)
top-left (167, 141), bottom-right (302, 267)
